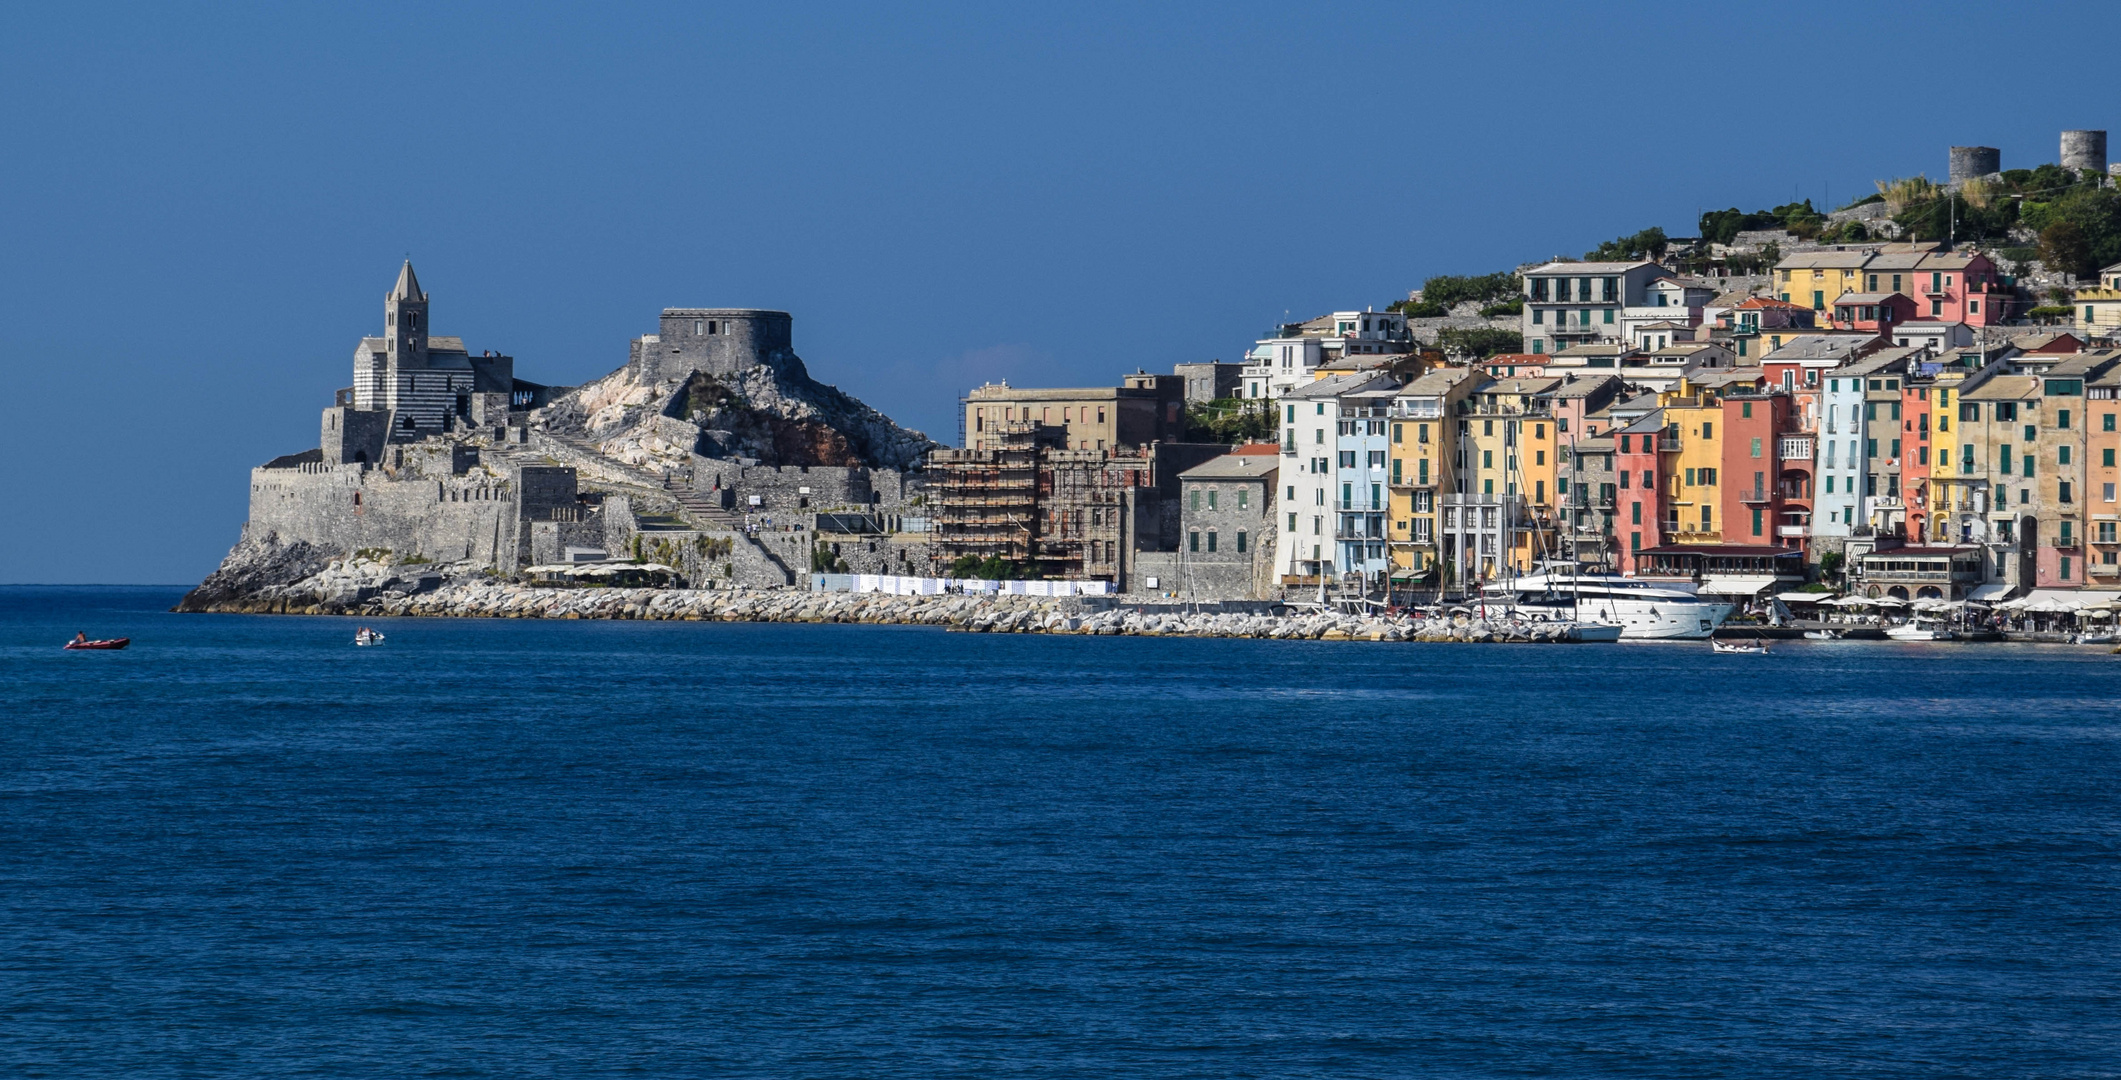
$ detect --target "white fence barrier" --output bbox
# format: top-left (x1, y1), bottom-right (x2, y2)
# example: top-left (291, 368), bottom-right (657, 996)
top-left (811, 574), bottom-right (1115, 596)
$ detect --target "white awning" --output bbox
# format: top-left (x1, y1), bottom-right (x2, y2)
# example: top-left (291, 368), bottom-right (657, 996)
top-left (1966, 582), bottom-right (2014, 601)
top-left (1698, 575), bottom-right (1780, 596)
top-left (1773, 591), bottom-right (1831, 603)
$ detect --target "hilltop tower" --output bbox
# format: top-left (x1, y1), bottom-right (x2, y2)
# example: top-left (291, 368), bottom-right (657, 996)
top-left (636, 308), bottom-right (802, 383)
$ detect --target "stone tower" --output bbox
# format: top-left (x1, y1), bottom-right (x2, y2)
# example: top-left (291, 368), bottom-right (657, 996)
top-left (386, 260), bottom-right (430, 370)
top-left (2062, 130), bottom-right (2108, 175)
top-left (638, 308), bottom-right (802, 383)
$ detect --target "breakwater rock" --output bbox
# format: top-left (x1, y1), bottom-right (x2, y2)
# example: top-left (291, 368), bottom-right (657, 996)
top-left (185, 578), bottom-right (1590, 642)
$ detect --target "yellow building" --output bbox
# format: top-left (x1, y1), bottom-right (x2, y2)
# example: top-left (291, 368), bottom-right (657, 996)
top-left (1655, 386), bottom-right (1728, 542)
top-left (1385, 368), bottom-right (1479, 579)
top-left (1456, 377), bottom-right (1563, 570)
top-left (1776, 251), bottom-right (1871, 318)
top-left (2074, 261), bottom-right (2121, 334)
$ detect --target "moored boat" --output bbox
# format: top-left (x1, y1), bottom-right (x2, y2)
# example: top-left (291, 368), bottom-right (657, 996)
top-left (1885, 617), bottom-right (1955, 641)
top-left (1483, 572), bottom-right (1734, 640)
top-left (1710, 638), bottom-right (1768, 654)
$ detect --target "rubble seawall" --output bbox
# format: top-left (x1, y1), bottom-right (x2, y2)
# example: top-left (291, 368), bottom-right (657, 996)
top-left (182, 583), bottom-right (1588, 643)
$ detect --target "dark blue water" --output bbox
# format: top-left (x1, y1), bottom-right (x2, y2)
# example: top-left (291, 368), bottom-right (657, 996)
top-left (4, 587), bottom-right (2118, 1078)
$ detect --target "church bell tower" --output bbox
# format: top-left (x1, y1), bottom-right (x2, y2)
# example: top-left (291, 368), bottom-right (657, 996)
top-left (386, 260), bottom-right (429, 371)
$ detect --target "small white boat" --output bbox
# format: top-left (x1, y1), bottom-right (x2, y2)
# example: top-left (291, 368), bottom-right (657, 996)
top-left (1885, 618), bottom-right (1954, 641)
top-left (354, 629), bottom-right (386, 646)
top-left (2075, 632), bottom-right (2115, 645)
top-left (1711, 638), bottom-right (1769, 654)
top-left (1802, 629), bottom-right (1843, 641)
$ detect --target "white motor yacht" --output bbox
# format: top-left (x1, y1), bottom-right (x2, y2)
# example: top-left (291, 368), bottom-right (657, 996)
top-left (1481, 573), bottom-right (1735, 640)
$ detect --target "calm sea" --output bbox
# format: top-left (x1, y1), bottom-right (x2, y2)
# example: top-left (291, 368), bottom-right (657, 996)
top-left (3, 586), bottom-right (2118, 1078)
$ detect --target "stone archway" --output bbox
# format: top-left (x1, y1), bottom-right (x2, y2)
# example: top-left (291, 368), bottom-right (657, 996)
top-left (1887, 586), bottom-right (1909, 600)
top-left (1916, 586), bottom-right (1943, 599)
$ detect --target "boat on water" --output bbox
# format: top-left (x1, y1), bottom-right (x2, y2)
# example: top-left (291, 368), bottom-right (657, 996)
top-left (354, 628), bottom-right (386, 646)
top-left (1802, 629), bottom-right (1844, 641)
top-left (1482, 572), bottom-right (1735, 640)
top-left (63, 637), bottom-right (129, 651)
top-left (1885, 617), bottom-right (1955, 642)
top-left (1711, 638), bottom-right (1769, 654)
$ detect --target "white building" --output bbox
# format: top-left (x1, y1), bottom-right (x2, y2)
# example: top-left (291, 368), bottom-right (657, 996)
top-left (1275, 373), bottom-right (1399, 585)
top-left (1520, 260), bottom-right (1677, 355)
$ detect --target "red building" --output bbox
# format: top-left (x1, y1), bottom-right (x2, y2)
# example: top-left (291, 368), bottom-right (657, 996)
top-left (1614, 413), bottom-right (1667, 572)
top-left (1828, 292), bottom-right (1917, 334)
top-left (1718, 391), bottom-right (1805, 553)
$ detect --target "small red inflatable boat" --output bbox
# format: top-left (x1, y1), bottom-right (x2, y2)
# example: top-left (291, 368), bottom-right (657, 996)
top-left (64, 638), bottom-right (130, 651)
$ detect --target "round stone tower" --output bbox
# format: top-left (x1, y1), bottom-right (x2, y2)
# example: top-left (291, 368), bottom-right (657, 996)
top-left (2062, 130), bottom-right (2108, 174)
top-left (1949, 146), bottom-right (2001, 183)
top-left (643, 309), bottom-right (801, 383)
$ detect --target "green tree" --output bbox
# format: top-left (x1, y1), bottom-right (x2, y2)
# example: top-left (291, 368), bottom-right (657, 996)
top-left (1436, 327), bottom-right (1523, 359)
top-left (1584, 226), bottom-right (1669, 261)
top-left (1183, 399), bottom-right (1277, 444)
top-left (2041, 219), bottom-right (2095, 279)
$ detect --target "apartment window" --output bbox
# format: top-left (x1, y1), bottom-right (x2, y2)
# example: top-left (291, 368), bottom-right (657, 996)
top-left (1188, 531), bottom-right (1199, 552)
top-left (1392, 423), bottom-right (1404, 442)
top-left (2026, 455), bottom-right (2036, 478)
top-left (1482, 450), bottom-right (1493, 469)
top-left (1236, 530), bottom-right (1247, 553)
top-left (2063, 556), bottom-right (2074, 580)
top-left (1208, 490), bottom-right (1218, 510)
top-left (2103, 522), bottom-right (2117, 543)
top-left (1751, 437), bottom-right (1763, 458)
top-left (1867, 438), bottom-right (1877, 459)
top-left (1620, 435), bottom-right (1631, 453)
top-left (1701, 468), bottom-right (1718, 486)
top-left (1483, 479), bottom-right (1494, 495)
top-left (2061, 409), bottom-right (2074, 430)
top-left (1483, 420), bottom-right (1494, 436)
top-left (2061, 481), bottom-right (2074, 504)
top-left (1603, 308), bottom-right (1615, 324)
top-left (1286, 404), bottom-right (1296, 423)
top-left (1418, 423), bottom-right (1430, 444)
top-left (1619, 469), bottom-right (1630, 489)
top-left (2108, 483), bottom-right (2118, 503)
top-left (1419, 458), bottom-right (1430, 484)
top-left (1632, 501), bottom-right (1642, 524)
top-left (1342, 483), bottom-right (1352, 505)
top-left (1339, 451), bottom-right (1356, 469)
top-left (1392, 458), bottom-right (1402, 484)
top-left (1891, 439), bottom-right (1901, 459)
top-left (1685, 468), bottom-right (1696, 486)
top-left (1190, 490), bottom-right (1200, 510)
top-left (1288, 513), bottom-right (1297, 531)
top-left (1532, 309), bottom-right (1544, 325)
top-left (1702, 506), bottom-right (1713, 529)
top-left (1535, 480), bottom-right (1545, 502)
top-left (2061, 446), bottom-right (2074, 466)
top-left (1206, 531), bottom-right (1218, 553)
top-left (1535, 450), bottom-right (1546, 466)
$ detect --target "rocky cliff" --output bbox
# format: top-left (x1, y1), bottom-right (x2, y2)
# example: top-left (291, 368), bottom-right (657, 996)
top-left (539, 349), bottom-right (937, 473)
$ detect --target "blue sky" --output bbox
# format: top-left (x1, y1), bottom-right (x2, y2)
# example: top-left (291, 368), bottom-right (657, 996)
top-left (4, 1), bottom-right (2117, 583)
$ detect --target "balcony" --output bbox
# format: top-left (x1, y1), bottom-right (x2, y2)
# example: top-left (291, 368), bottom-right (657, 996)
top-left (1779, 436), bottom-right (1814, 460)
top-left (1778, 525), bottom-right (1811, 538)
top-left (1740, 487), bottom-right (1773, 504)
